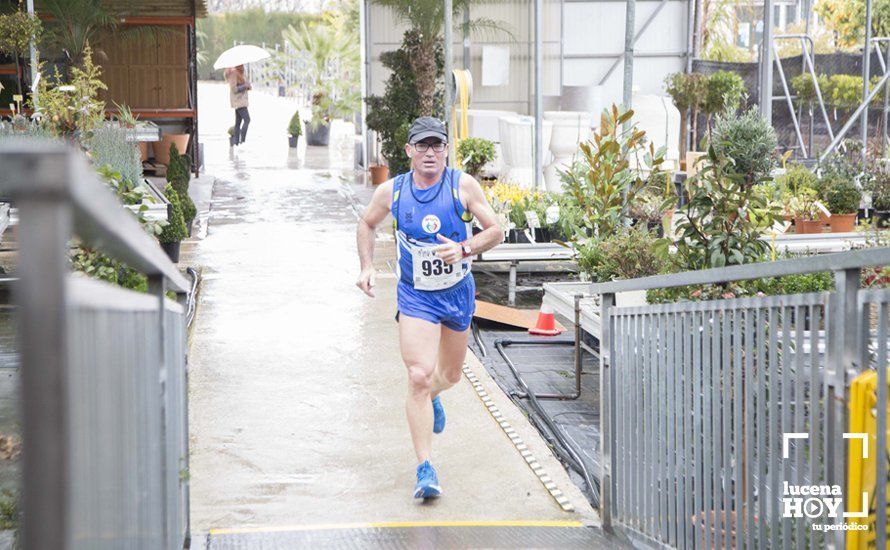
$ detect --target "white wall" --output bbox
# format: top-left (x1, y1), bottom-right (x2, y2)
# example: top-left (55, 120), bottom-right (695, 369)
top-left (365, 0), bottom-right (690, 115)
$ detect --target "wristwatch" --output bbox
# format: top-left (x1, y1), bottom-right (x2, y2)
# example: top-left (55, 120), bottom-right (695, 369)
top-left (461, 242), bottom-right (473, 259)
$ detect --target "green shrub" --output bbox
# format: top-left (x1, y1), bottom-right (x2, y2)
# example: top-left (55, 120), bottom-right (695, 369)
top-left (457, 137), bottom-right (495, 178)
top-left (167, 143), bottom-right (196, 225)
top-left (576, 226), bottom-right (665, 282)
top-left (365, 29), bottom-right (443, 175)
top-left (866, 159), bottom-right (890, 210)
top-left (88, 123), bottom-right (143, 186)
top-left (824, 177), bottom-right (861, 214)
top-left (646, 269), bottom-right (834, 303)
top-left (288, 111), bottom-right (302, 137)
top-left (711, 107), bottom-right (777, 185)
top-left (819, 139), bottom-right (864, 191)
top-left (159, 186), bottom-right (188, 244)
top-left (560, 105), bottom-right (666, 240)
top-left (777, 164), bottom-right (818, 195)
top-left (664, 145), bottom-right (781, 270)
top-left (828, 74), bottom-right (863, 109)
top-left (704, 70), bottom-right (746, 117)
top-left (791, 73), bottom-right (830, 105)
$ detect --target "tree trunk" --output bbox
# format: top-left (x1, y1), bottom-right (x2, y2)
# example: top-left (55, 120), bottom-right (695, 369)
top-left (679, 109), bottom-right (688, 161)
top-left (13, 55), bottom-right (22, 98)
top-left (409, 39), bottom-right (438, 117)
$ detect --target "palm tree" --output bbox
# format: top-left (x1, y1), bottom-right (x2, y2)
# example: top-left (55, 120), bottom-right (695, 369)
top-left (371, 0), bottom-right (509, 115)
top-left (38, 0), bottom-right (171, 65)
top-left (282, 18), bottom-right (357, 128)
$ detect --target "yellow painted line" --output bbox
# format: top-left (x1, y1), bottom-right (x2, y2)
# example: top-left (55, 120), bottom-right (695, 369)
top-left (209, 520), bottom-right (585, 535)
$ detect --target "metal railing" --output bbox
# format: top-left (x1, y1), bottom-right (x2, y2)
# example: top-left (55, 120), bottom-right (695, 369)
top-left (591, 247), bottom-right (890, 548)
top-left (0, 140), bottom-right (192, 549)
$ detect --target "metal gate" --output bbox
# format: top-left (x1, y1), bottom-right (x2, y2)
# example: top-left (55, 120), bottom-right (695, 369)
top-left (593, 248), bottom-right (890, 549)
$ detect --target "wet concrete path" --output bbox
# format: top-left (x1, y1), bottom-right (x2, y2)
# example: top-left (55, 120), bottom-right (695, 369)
top-left (188, 83), bottom-right (597, 536)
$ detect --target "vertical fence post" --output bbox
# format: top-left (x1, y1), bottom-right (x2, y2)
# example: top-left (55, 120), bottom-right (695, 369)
top-left (17, 185), bottom-right (72, 550)
top-left (148, 274), bottom-right (169, 546)
top-left (827, 268), bottom-right (860, 545)
top-left (600, 292), bottom-right (616, 531)
top-left (176, 290), bottom-right (190, 548)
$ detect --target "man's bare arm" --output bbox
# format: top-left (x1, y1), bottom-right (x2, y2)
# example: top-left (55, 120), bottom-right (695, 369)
top-left (356, 180), bottom-right (393, 296)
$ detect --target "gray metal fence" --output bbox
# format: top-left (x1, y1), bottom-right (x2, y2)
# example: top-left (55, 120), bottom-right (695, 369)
top-left (592, 248), bottom-right (890, 549)
top-left (0, 140), bottom-right (191, 549)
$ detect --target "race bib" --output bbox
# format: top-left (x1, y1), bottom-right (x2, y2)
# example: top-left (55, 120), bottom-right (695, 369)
top-left (412, 246), bottom-right (464, 291)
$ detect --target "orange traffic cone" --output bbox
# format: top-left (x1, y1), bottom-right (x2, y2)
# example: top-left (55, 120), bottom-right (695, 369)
top-left (528, 303), bottom-right (564, 336)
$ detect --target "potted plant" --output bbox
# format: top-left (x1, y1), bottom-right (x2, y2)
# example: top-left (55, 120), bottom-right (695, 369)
top-left (0, 9), bottom-right (42, 98)
top-left (866, 159), bottom-right (890, 228)
top-left (680, 70), bottom-right (745, 176)
top-left (369, 162), bottom-right (390, 186)
top-left (457, 137), bottom-right (496, 181)
top-left (663, 72), bottom-right (708, 167)
top-left (282, 20), bottom-right (359, 147)
top-left (158, 185), bottom-right (187, 263)
top-left (703, 71), bottom-right (746, 134)
top-left (157, 132), bottom-right (190, 165)
top-left (368, 130), bottom-right (390, 185)
top-left (575, 226), bottom-right (664, 304)
top-left (629, 192), bottom-right (667, 237)
top-left (506, 196), bottom-right (531, 243)
top-left (167, 143), bottom-right (196, 236)
top-left (824, 177), bottom-right (861, 232)
top-left (288, 111), bottom-right (302, 148)
top-left (777, 164), bottom-right (819, 220)
top-left (789, 188), bottom-right (823, 234)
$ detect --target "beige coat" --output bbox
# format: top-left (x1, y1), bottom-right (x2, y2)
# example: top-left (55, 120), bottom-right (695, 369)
top-left (225, 70), bottom-right (249, 109)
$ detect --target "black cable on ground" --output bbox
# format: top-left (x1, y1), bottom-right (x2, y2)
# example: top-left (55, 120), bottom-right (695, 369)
top-left (494, 338), bottom-right (601, 507)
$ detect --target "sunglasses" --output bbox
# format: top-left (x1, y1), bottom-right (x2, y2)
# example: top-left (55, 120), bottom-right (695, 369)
top-left (413, 141), bottom-right (447, 153)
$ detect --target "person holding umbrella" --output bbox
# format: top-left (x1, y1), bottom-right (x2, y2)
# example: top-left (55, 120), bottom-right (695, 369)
top-left (224, 64), bottom-right (251, 146)
top-left (213, 45), bottom-right (270, 147)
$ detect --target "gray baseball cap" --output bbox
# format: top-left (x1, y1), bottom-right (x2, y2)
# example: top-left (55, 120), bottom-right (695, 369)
top-left (407, 117), bottom-right (448, 144)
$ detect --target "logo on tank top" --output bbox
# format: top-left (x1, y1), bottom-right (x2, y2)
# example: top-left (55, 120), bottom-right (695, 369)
top-left (421, 214), bottom-right (441, 234)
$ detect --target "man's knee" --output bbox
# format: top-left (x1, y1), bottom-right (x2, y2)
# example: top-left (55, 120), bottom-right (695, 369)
top-left (407, 365), bottom-right (432, 393)
top-left (443, 366), bottom-right (462, 385)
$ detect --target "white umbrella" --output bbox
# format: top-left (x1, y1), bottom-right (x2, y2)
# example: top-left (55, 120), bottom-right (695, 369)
top-left (213, 45), bottom-right (270, 70)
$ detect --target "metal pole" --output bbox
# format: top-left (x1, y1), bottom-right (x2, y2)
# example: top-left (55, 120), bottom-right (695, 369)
top-left (361, 0), bottom-right (371, 169)
top-left (686, 0), bottom-right (695, 72)
top-left (534, 0), bottom-right (543, 189)
top-left (12, 156), bottom-right (73, 549)
top-left (463, 6), bottom-right (470, 70)
top-left (560, 0), bottom-right (565, 92)
top-left (27, 0), bottom-right (37, 106)
top-left (884, 42), bottom-right (889, 151)
top-left (444, 0), bottom-right (453, 121)
top-left (622, 0), bottom-right (636, 111)
top-left (692, 0), bottom-right (703, 57)
top-left (862, 0), bottom-right (874, 162)
top-left (600, 292), bottom-right (616, 531)
top-left (759, 0), bottom-right (774, 120)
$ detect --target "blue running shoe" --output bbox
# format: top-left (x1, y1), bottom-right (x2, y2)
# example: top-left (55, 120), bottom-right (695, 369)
top-left (432, 396), bottom-right (446, 434)
top-left (413, 460), bottom-right (442, 499)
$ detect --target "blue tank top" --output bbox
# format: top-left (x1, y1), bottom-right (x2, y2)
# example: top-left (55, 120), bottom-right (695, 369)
top-left (392, 168), bottom-right (474, 289)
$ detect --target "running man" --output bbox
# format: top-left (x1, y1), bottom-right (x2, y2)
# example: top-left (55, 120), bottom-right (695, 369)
top-left (356, 117), bottom-right (504, 499)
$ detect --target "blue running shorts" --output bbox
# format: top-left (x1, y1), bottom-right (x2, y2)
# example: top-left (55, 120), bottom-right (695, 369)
top-left (397, 275), bottom-right (476, 332)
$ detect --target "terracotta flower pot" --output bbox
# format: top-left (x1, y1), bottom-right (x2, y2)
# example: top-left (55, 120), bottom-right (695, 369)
top-left (828, 212), bottom-right (857, 233)
top-left (156, 133), bottom-right (191, 165)
top-left (369, 164), bottom-right (389, 186)
top-left (138, 141), bottom-right (150, 162)
top-left (795, 218), bottom-right (824, 234)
